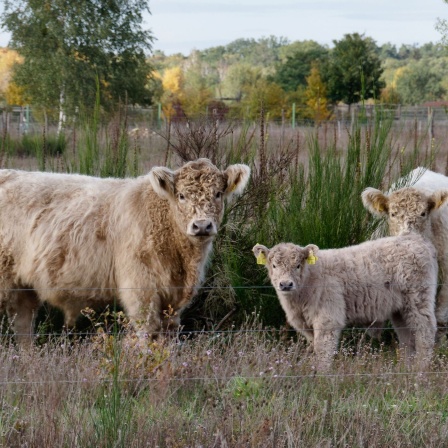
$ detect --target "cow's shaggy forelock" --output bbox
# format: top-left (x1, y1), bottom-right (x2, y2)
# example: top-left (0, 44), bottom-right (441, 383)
top-left (173, 162), bottom-right (228, 235)
top-left (387, 188), bottom-right (433, 236)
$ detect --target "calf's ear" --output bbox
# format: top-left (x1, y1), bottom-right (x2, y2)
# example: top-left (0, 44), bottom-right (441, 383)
top-left (252, 244), bottom-right (270, 265)
top-left (361, 188), bottom-right (389, 216)
top-left (149, 166), bottom-right (175, 200)
top-left (224, 164), bottom-right (251, 198)
top-left (429, 190), bottom-right (448, 212)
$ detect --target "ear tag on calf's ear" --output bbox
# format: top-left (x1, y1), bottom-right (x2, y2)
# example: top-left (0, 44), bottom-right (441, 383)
top-left (256, 245), bottom-right (267, 265)
top-left (306, 250), bottom-right (318, 265)
top-left (230, 183), bottom-right (237, 192)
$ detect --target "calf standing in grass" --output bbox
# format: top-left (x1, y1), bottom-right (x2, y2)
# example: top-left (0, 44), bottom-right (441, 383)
top-left (0, 158), bottom-right (250, 344)
top-left (253, 234), bottom-right (437, 370)
top-left (362, 178), bottom-right (448, 339)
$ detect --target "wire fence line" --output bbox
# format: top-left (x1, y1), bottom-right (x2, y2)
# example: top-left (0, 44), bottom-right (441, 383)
top-left (1, 371), bottom-right (448, 385)
top-left (0, 282), bottom-right (444, 292)
top-left (2, 324), bottom-right (448, 338)
top-left (0, 281), bottom-right (444, 335)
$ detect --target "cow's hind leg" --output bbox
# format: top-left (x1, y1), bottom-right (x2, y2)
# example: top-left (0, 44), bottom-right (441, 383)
top-left (401, 296), bottom-right (437, 369)
top-left (5, 289), bottom-right (40, 346)
top-left (391, 311), bottom-right (415, 355)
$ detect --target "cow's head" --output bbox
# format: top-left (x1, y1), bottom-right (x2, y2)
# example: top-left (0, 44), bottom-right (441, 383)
top-left (149, 158), bottom-right (250, 242)
top-left (253, 243), bottom-right (319, 293)
top-left (362, 187), bottom-right (448, 237)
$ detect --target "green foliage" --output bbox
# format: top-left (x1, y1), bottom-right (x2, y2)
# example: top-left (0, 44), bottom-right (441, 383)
top-left (1, 0), bottom-right (154, 116)
top-left (395, 59), bottom-right (447, 105)
top-left (182, 110), bottom-right (435, 329)
top-left (324, 33), bottom-right (385, 104)
top-left (1, 132), bottom-right (66, 159)
top-left (271, 40), bottom-right (329, 92)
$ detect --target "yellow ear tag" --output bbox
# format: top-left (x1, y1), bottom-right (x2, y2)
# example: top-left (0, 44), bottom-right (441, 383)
top-left (306, 250), bottom-right (318, 265)
top-left (229, 183), bottom-right (237, 192)
top-left (256, 251), bottom-right (267, 265)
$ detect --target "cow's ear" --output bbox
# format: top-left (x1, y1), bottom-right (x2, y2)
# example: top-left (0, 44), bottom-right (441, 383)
top-left (149, 166), bottom-right (175, 200)
top-left (303, 244), bottom-right (319, 264)
top-left (361, 188), bottom-right (389, 217)
top-left (428, 190), bottom-right (448, 212)
top-left (224, 164), bottom-right (251, 198)
top-left (252, 244), bottom-right (269, 265)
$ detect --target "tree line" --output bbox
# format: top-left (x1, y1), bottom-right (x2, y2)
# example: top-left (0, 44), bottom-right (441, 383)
top-left (1, 0), bottom-right (448, 126)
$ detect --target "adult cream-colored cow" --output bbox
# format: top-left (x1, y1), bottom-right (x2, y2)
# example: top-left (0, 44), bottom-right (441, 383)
top-left (0, 158), bottom-right (250, 344)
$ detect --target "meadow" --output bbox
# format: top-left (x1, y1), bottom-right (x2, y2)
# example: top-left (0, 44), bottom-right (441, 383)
top-left (0, 107), bottom-right (447, 447)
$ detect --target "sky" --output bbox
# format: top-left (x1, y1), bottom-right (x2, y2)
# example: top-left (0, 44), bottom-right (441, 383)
top-left (146, 0), bottom-right (448, 55)
top-left (0, 0), bottom-right (446, 55)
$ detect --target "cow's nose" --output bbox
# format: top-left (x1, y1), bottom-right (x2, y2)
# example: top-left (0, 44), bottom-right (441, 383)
top-left (279, 281), bottom-right (294, 291)
top-left (190, 219), bottom-right (215, 236)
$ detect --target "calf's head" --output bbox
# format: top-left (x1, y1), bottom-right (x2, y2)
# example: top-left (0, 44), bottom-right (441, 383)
top-left (253, 243), bottom-right (319, 293)
top-left (362, 187), bottom-right (448, 237)
top-left (149, 158), bottom-right (250, 242)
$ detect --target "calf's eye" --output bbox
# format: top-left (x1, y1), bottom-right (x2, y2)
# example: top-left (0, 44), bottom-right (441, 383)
top-left (215, 191), bottom-right (222, 199)
top-left (421, 211), bottom-right (426, 217)
top-left (179, 193), bottom-right (185, 201)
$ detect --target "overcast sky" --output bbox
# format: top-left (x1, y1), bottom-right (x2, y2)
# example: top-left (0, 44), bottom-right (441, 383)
top-left (0, 0), bottom-right (446, 55)
top-left (147, 0), bottom-right (448, 55)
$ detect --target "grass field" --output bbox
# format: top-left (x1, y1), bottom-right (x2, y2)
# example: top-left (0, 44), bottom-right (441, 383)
top-left (0, 110), bottom-right (446, 447)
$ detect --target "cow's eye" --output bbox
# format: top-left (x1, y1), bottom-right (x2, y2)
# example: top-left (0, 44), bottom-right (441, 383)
top-left (390, 213), bottom-right (395, 217)
top-left (178, 193), bottom-right (185, 201)
top-left (296, 264), bottom-right (301, 269)
top-left (421, 211), bottom-right (426, 217)
top-left (215, 191), bottom-right (222, 199)
top-left (272, 264), bottom-right (276, 269)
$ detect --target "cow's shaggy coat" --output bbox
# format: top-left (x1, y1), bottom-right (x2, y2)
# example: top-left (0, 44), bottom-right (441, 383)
top-left (253, 235), bottom-right (437, 370)
top-left (362, 168), bottom-right (448, 337)
top-left (0, 158), bottom-right (250, 343)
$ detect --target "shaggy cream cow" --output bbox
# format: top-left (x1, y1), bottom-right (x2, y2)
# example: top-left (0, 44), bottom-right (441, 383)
top-left (362, 170), bottom-right (448, 339)
top-left (0, 158), bottom-right (250, 343)
top-left (253, 235), bottom-right (437, 370)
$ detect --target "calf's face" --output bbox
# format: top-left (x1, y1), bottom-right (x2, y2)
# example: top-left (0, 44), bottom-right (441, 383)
top-left (150, 158), bottom-right (250, 242)
top-left (253, 243), bottom-right (319, 293)
top-left (362, 187), bottom-right (448, 237)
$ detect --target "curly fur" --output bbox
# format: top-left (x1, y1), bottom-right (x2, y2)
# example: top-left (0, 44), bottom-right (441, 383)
top-left (253, 234), bottom-right (438, 370)
top-left (0, 159), bottom-right (250, 343)
top-left (362, 173), bottom-right (448, 334)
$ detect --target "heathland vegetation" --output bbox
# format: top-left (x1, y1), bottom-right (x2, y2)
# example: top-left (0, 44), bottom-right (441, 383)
top-left (1, 1), bottom-right (448, 446)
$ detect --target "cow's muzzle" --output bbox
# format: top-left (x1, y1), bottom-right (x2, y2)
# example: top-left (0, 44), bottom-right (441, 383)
top-left (279, 280), bottom-right (295, 292)
top-left (188, 219), bottom-right (217, 237)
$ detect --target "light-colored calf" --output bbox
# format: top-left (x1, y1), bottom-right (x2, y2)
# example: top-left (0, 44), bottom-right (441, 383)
top-left (253, 234), bottom-right (437, 370)
top-left (362, 174), bottom-right (448, 338)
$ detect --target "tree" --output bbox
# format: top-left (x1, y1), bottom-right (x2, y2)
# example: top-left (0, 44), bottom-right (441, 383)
top-left (0, 47), bottom-right (22, 101)
top-left (324, 33), bottom-right (384, 104)
top-left (394, 60), bottom-right (446, 105)
top-left (271, 40), bottom-right (328, 92)
top-left (238, 79), bottom-right (288, 121)
top-left (160, 66), bottom-right (185, 120)
top-left (1, 0), bottom-right (154, 124)
top-left (304, 64), bottom-right (330, 121)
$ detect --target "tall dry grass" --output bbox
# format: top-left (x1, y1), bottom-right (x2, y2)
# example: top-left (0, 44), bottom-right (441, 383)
top-left (0, 107), bottom-right (444, 446)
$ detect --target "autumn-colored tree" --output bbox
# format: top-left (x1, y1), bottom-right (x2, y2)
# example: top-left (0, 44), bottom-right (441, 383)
top-left (160, 66), bottom-right (185, 120)
top-left (239, 79), bottom-right (288, 121)
top-left (0, 47), bottom-right (23, 103)
top-left (304, 64), bottom-right (331, 121)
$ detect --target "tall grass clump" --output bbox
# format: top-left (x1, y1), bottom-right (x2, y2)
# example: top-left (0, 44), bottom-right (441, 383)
top-left (68, 90), bottom-right (135, 178)
top-left (174, 109), bottom-right (437, 330)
